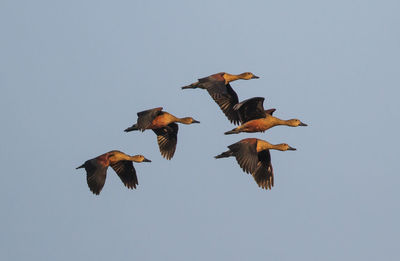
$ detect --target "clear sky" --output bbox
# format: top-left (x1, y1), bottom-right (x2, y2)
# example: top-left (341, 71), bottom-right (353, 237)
top-left (1, 0), bottom-right (399, 260)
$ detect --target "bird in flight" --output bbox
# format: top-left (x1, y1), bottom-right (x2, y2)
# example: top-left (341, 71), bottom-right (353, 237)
top-left (76, 150), bottom-right (151, 195)
top-left (215, 138), bottom-right (296, 190)
top-left (182, 72), bottom-right (259, 125)
top-left (124, 107), bottom-right (200, 160)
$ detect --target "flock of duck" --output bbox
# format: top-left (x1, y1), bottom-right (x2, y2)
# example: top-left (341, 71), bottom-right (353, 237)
top-left (76, 72), bottom-right (307, 195)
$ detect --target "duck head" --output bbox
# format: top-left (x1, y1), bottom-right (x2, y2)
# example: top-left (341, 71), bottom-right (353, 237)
top-left (239, 72), bottom-right (259, 80)
top-left (286, 119), bottom-right (308, 127)
top-left (133, 155), bottom-right (152, 163)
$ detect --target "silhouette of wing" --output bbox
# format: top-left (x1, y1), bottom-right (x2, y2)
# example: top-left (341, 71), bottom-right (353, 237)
top-left (252, 150), bottom-right (274, 190)
top-left (228, 140), bottom-right (259, 174)
top-left (110, 160), bottom-right (138, 189)
top-left (83, 159), bottom-right (108, 195)
top-left (205, 82), bottom-right (240, 125)
top-left (233, 97), bottom-right (266, 124)
top-left (153, 123), bottom-right (178, 160)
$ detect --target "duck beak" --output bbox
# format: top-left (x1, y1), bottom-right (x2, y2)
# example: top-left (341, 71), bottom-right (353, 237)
top-left (299, 122), bottom-right (308, 126)
top-left (251, 75), bottom-right (259, 79)
top-left (143, 158), bottom-right (152, 162)
top-left (192, 120), bottom-right (200, 123)
top-left (287, 146), bottom-right (297, 151)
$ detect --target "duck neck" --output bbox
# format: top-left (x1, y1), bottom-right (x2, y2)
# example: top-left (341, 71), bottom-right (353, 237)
top-left (223, 73), bottom-right (242, 84)
top-left (257, 141), bottom-right (288, 152)
top-left (256, 140), bottom-right (274, 152)
top-left (108, 151), bottom-right (130, 163)
top-left (268, 116), bottom-right (287, 126)
top-left (161, 113), bottom-right (179, 125)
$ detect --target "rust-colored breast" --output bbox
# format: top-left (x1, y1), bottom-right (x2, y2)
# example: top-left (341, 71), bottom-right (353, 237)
top-left (149, 113), bottom-right (174, 129)
top-left (96, 153), bottom-right (110, 166)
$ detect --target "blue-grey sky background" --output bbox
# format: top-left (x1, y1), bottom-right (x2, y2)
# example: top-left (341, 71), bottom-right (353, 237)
top-left (1, 0), bottom-right (399, 260)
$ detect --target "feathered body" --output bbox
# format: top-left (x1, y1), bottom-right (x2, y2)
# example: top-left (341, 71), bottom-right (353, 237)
top-left (182, 72), bottom-right (259, 125)
top-left (76, 150), bottom-right (151, 195)
top-left (124, 107), bottom-right (199, 160)
top-left (225, 97), bottom-right (307, 134)
top-left (215, 138), bottom-right (296, 190)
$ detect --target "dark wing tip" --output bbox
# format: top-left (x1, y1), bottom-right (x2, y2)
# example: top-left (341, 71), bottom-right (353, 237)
top-left (90, 189), bottom-right (101, 195)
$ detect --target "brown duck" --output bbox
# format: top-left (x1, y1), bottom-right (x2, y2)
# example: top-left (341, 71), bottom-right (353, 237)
top-left (181, 72), bottom-right (259, 125)
top-left (124, 107), bottom-right (200, 160)
top-left (215, 138), bottom-right (296, 190)
top-left (76, 150), bottom-right (151, 195)
top-left (224, 97), bottom-right (307, 134)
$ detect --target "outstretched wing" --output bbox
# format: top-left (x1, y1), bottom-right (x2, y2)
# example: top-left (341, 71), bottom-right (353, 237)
top-left (136, 107), bottom-right (163, 131)
top-left (205, 82), bottom-right (240, 125)
top-left (84, 159), bottom-right (108, 195)
top-left (110, 160), bottom-right (138, 189)
top-left (228, 141), bottom-right (259, 174)
top-left (233, 97), bottom-right (266, 124)
top-left (252, 150), bottom-right (274, 190)
top-left (152, 123), bottom-right (178, 160)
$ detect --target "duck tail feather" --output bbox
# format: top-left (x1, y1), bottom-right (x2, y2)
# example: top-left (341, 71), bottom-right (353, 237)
top-left (124, 124), bottom-right (138, 132)
top-left (224, 128), bottom-right (240, 135)
top-left (181, 82), bottom-right (199, 89)
top-left (215, 150), bottom-right (233, 159)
